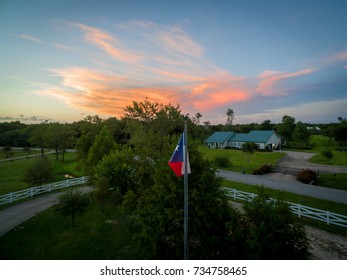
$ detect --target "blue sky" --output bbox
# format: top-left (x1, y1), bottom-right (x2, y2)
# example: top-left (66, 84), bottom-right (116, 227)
top-left (1, 0), bottom-right (346, 124)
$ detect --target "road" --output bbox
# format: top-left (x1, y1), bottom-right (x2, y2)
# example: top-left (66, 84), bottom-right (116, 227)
top-left (0, 186), bottom-right (93, 237)
top-left (217, 170), bottom-right (347, 204)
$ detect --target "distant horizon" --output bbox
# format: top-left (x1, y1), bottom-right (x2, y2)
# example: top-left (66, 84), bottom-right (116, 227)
top-left (1, 0), bottom-right (347, 125)
top-left (0, 109), bottom-right (343, 126)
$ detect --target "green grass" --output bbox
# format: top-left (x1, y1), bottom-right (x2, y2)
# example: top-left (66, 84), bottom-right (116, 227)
top-left (0, 152), bottom-right (84, 196)
top-left (222, 179), bottom-right (347, 235)
top-left (316, 173), bottom-right (347, 191)
top-left (200, 146), bottom-right (285, 173)
top-left (0, 201), bottom-right (145, 260)
top-left (304, 135), bottom-right (347, 166)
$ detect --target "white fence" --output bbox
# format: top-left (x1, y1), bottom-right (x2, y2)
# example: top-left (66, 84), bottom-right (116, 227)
top-left (223, 187), bottom-right (347, 229)
top-left (1, 178), bottom-right (346, 228)
top-left (0, 176), bottom-right (89, 206)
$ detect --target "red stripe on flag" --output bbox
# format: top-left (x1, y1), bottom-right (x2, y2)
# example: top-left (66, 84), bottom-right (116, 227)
top-left (168, 161), bottom-right (183, 177)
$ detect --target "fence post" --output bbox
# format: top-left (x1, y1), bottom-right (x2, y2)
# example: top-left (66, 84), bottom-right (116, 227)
top-left (298, 204), bottom-right (301, 218)
top-left (233, 189), bottom-right (236, 200)
top-left (65, 180), bottom-right (69, 188)
top-left (9, 192), bottom-right (13, 204)
top-left (327, 211), bottom-right (330, 225)
top-left (30, 187), bottom-right (33, 198)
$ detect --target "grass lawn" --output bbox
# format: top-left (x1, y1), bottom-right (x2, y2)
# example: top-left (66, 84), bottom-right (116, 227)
top-left (294, 135), bottom-right (347, 166)
top-left (0, 202), bottom-right (145, 260)
top-left (199, 145), bottom-right (286, 174)
top-left (316, 173), bottom-right (347, 191)
top-left (0, 152), bottom-right (84, 196)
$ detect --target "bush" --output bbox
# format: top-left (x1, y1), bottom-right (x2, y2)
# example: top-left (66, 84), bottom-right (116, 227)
top-left (253, 164), bottom-right (272, 175)
top-left (296, 169), bottom-right (317, 184)
top-left (214, 156), bottom-right (231, 167)
top-left (321, 149), bottom-right (334, 160)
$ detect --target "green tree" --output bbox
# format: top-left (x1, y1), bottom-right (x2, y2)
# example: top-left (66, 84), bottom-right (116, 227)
top-left (94, 146), bottom-right (152, 199)
top-left (241, 188), bottom-right (311, 259)
top-left (23, 156), bottom-right (55, 186)
top-left (275, 115), bottom-right (296, 144)
top-left (332, 117), bottom-right (347, 147)
top-left (3, 145), bottom-right (13, 158)
top-left (55, 190), bottom-right (90, 228)
top-left (134, 147), bottom-right (240, 259)
top-left (87, 126), bottom-right (117, 174)
top-left (226, 108), bottom-right (234, 127)
top-left (241, 142), bottom-right (257, 162)
top-left (125, 99), bottom-right (184, 160)
top-left (75, 115), bottom-right (103, 169)
top-left (321, 149), bottom-right (334, 161)
top-left (292, 121), bottom-right (310, 149)
top-left (29, 123), bottom-right (49, 155)
top-left (260, 120), bottom-right (274, 130)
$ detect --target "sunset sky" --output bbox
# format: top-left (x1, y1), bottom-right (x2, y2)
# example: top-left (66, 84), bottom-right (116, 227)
top-left (1, 0), bottom-right (346, 124)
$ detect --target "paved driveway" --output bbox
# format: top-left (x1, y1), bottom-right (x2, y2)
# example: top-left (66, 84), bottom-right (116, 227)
top-left (275, 151), bottom-right (347, 174)
top-left (0, 186), bottom-right (93, 237)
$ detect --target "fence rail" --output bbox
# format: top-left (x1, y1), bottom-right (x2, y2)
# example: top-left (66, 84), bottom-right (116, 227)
top-left (0, 176), bottom-right (90, 206)
top-left (223, 187), bottom-right (347, 229)
top-left (1, 178), bottom-right (346, 228)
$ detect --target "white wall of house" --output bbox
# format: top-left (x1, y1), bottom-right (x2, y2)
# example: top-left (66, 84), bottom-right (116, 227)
top-left (266, 133), bottom-right (280, 149)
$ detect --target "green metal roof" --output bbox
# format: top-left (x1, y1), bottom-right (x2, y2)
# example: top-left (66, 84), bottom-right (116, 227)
top-left (246, 130), bottom-right (275, 143)
top-left (204, 131), bottom-right (234, 143)
top-left (205, 130), bottom-right (277, 143)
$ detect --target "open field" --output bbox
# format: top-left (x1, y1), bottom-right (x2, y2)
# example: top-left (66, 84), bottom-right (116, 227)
top-left (0, 152), bottom-right (84, 196)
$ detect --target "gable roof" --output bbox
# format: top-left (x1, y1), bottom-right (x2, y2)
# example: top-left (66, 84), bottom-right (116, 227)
top-left (204, 131), bottom-right (234, 143)
top-left (243, 130), bottom-right (276, 143)
top-left (205, 130), bottom-right (278, 144)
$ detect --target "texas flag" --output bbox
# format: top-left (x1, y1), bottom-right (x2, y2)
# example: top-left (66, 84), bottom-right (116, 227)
top-left (168, 132), bottom-right (191, 177)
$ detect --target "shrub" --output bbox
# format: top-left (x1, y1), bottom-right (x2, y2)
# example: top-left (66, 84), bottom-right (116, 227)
top-left (296, 169), bottom-right (317, 184)
top-left (214, 156), bottom-right (231, 167)
top-left (321, 149), bottom-right (334, 160)
top-left (253, 164), bottom-right (272, 175)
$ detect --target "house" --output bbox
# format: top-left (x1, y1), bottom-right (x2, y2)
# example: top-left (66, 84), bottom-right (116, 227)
top-left (205, 130), bottom-right (280, 150)
top-left (204, 131), bottom-right (234, 149)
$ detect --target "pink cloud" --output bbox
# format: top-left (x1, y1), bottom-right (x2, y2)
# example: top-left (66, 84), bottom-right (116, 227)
top-left (31, 20), bottom-right (320, 120)
top-left (257, 68), bottom-right (318, 96)
top-left (330, 50), bottom-right (347, 61)
top-left (72, 23), bottom-right (142, 63)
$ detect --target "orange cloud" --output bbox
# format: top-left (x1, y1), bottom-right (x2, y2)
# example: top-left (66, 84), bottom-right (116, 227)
top-left (257, 68), bottom-right (317, 96)
top-left (32, 21), bottom-right (320, 119)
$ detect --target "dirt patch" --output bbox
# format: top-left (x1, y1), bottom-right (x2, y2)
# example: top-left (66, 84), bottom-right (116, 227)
top-left (306, 226), bottom-right (347, 259)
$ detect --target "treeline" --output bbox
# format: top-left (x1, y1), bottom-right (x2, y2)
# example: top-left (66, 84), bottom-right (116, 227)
top-left (1, 111), bottom-right (346, 155)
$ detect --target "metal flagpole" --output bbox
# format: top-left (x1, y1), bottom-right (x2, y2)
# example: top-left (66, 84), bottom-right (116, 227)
top-left (183, 121), bottom-right (189, 260)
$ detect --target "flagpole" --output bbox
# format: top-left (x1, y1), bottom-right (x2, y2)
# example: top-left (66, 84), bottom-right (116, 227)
top-left (183, 121), bottom-right (189, 260)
